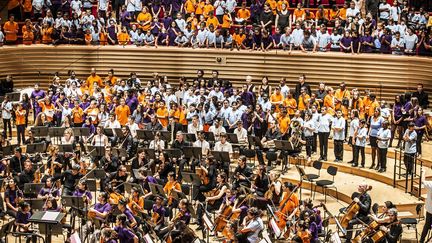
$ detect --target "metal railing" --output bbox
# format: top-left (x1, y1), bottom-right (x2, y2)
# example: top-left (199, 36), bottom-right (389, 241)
top-left (393, 148), bottom-right (423, 198)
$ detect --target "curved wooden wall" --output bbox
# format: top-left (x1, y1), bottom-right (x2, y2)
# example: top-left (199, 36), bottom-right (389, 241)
top-left (1, 45), bottom-right (431, 105)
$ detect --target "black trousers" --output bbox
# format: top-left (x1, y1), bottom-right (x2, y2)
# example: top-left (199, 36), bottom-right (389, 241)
top-left (312, 133), bottom-right (317, 153)
top-left (2, 119), bottom-right (12, 138)
top-left (420, 211), bottom-right (432, 243)
top-left (318, 132), bottom-right (329, 159)
top-left (417, 132), bottom-right (424, 155)
top-left (378, 148), bottom-right (388, 169)
top-left (404, 153), bottom-right (416, 175)
top-left (334, 139), bottom-right (344, 160)
top-left (17, 124), bottom-right (26, 145)
top-left (353, 145), bottom-right (365, 166)
top-left (305, 136), bottom-right (314, 157)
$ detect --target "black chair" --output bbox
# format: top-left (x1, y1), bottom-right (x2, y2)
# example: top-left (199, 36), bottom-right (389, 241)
top-left (181, 184), bottom-right (190, 196)
top-left (265, 150), bottom-right (278, 168)
top-left (314, 165), bottom-right (338, 203)
top-left (400, 204), bottom-right (423, 241)
top-left (304, 160), bottom-right (323, 193)
top-left (242, 149), bottom-right (256, 168)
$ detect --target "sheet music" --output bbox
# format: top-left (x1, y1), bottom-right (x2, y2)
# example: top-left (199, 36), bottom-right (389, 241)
top-left (41, 211), bottom-right (59, 221)
top-left (269, 218), bottom-right (281, 238)
top-left (69, 232), bottom-right (82, 243)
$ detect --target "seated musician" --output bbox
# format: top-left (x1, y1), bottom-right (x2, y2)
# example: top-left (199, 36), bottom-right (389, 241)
top-left (18, 160), bottom-right (35, 189)
top-left (166, 116), bottom-right (183, 139)
top-left (15, 202), bottom-right (37, 242)
top-left (214, 188), bottom-right (236, 237)
top-left (73, 180), bottom-right (92, 203)
top-left (194, 130), bottom-right (210, 157)
top-left (114, 126), bottom-right (135, 160)
top-left (99, 146), bottom-right (120, 177)
top-left (128, 187), bottom-right (145, 216)
top-left (371, 208), bottom-right (402, 243)
top-left (118, 198), bottom-right (139, 230)
top-left (152, 195), bottom-right (166, 232)
top-left (345, 183), bottom-right (372, 242)
top-left (171, 131), bottom-right (190, 181)
top-left (46, 145), bottom-right (64, 177)
top-left (251, 165), bottom-right (269, 197)
top-left (100, 227), bottom-right (117, 243)
top-left (8, 147), bottom-right (28, 177)
top-left (236, 207), bottom-right (264, 243)
top-left (43, 198), bottom-right (61, 211)
top-left (293, 220), bottom-right (312, 243)
top-left (131, 148), bottom-right (149, 173)
top-left (197, 172), bottom-right (228, 231)
top-left (146, 115), bottom-right (163, 131)
top-left (274, 182), bottom-right (300, 234)
top-left (213, 133), bottom-right (233, 173)
top-left (153, 152), bottom-right (175, 183)
top-left (82, 192), bottom-right (112, 241)
top-left (103, 165), bottom-right (128, 194)
top-left (232, 156), bottom-right (253, 190)
top-left (208, 117), bottom-right (226, 141)
top-left (194, 156), bottom-right (217, 201)
top-left (114, 214), bottom-right (139, 243)
top-left (266, 171), bottom-right (282, 205)
top-left (54, 163), bottom-right (82, 196)
top-left (91, 126), bottom-right (109, 148)
top-left (234, 121), bottom-right (248, 144)
top-left (61, 128), bottom-right (75, 145)
top-left (261, 121), bottom-right (280, 148)
top-left (24, 129), bottom-right (42, 145)
top-left (37, 177), bottom-right (60, 199)
top-left (4, 178), bottom-right (24, 217)
top-left (148, 131), bottom-right (165, 153)
top-left (160, 199), bottom-right (192, 239)
top-left (164, 172), bottom-right (182, 215)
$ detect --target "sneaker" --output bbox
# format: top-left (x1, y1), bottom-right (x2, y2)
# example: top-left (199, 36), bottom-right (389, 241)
top-left (360, 165), bottom-right (365, 168)
top-left (347, 160), bottom-right (353, 164)
top-left (369, 164), bottom-right (375, 169)
top-left (352, 163), bottom-right (358, 167)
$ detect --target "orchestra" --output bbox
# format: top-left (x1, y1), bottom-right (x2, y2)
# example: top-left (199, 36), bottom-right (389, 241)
top-left (0, 71), bottom-right (427, 243)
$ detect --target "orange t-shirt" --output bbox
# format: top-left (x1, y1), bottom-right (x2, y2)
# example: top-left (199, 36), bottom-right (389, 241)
top-left (72, 107), bottom-right (84, 124)
top-left (115, 105), bottom-right (131, 126)
top-left (38, 102), bottom-right (55, 121)
top-left (278, 115), bottom-right (291, 134)
top-left (305, 12), bottom-right (315, 20)
top-left (233, 33), bottom-right (246, 45)
top-left (221, 14), bottom-right (231, 28)
top-left (179, 110), bottom-right (188, 126)
top-left (22, 25), bottom-right (34, 45)
top-left (203, 4), bottom-right (214, 18)
top-left (283, 97), bottom-right (297, 115)
top-left (293, 9), bottom-right (305, 20)
top-left (4, 21), bottom-right (18, 41)
top-left (187, 16), bottom-right (199, 30)
top-left (118, 32), bottom-right (130, 45)
top-left (324, 95), bottom-right (335, 115)
top-left (339, 8), bottom-right (347, 20)
top-left (15, 110), bottom-right (26, 126)
top-left (156, 107), bottom-right (169, 128)
top-left (7, 0), bottom-right (20, 10)
top-left (100, 32), bottom-right (108, 45)
top-left (195, 1), bottom-right (205, 15)
top-left (330, 9), bottom-right (340, 20)
top-left (85, 33), bottom-right (92, 45)
top-left (42, 27), bottom-right (53, 44)
top-left (237, 9), bottom-right (251, 19)
top-left (206, 16), bottom-right (219, 28)
top-left (86, 75), bottom-right (103, 90)
top-left (137, 12), bottom-right (152, 31)
top-left (184, 0), bottom-right (196, 13)
top-left (266, 0), bottom-right (278, 13)
top-left (297, 94), bottom-right (310, 111)
top-left (316, 9), bottom-right (329, 20)
top-left (271, 93), bottom-right (284, 112)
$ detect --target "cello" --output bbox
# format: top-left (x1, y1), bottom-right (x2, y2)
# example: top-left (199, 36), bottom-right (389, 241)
top-left (274, 182), bottom-right (302, 234)
top-left (340, 185), bottom-right (372, 228)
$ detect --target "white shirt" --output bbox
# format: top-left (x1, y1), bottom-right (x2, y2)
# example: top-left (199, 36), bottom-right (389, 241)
top-left (422, 180), bottom-right (432, 213)
top-left (317, 32), bottom-right (331, 48)
top-left (193, 139), bottom-right (210, 155)
top-left (188, 123), bottom-right (203, 135)
top-left (234, 127), bottom-right (248, 143)
top-left (377, 128), bottom-right (391, 148)
top-left (214, 0), bottom-right (226, 15)
top-left (303, 119), bottom-right (315, 137)
top-left (349, 118), bottom-right (359, 137)
top-left (149, 139), bottom-right (165, 150)
top-left (214, 141), bottom-right (233, 153)
top-left (98, 0), bottom-right (108, 11)
top-left (318, 113), bottom-right (333, 133)
top-left (1, 101), bottom-right (12, 120)
top-left (104, 120), bottom-right (121, 129)
top-left (225, 0), bottom-right (237, 13)
top-left (245, 218), bottom-right (264, 243)
top-left (346, 7), bottom-right (360, 18)
top-left (208, 125), bottom-right (226, 141)
top-left (70, 0), bottom-right (83, 16)
top-left (292, 28), bottom-right (304, 46)
top-left (390, 6), bottom-right (400, 22)
top-left (404, 33), bottom-right (418, 51)
top-left (379, 3), bottom-right (391, 20)
top-left (355, 127), bottom-right (368, 147)
top-left (332, 117), bottom-right (345, 140)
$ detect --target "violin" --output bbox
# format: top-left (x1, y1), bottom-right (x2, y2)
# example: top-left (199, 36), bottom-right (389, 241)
top-left (341, 185), bottom-right (373, 228)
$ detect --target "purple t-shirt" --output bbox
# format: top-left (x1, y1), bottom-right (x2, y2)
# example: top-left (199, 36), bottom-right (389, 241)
top-left (16, 211), bottom-right (31, 224)
top-left (94, 202), bottom-right (112, 220)
top-left (393, 103), bottom-right (403, 119)
top-left (340, 37), bottom-right (352, 48)
top-left (380, 34), bottom-right (392, 54)
top-left (415, 115), bottom-right (427, 135)
top-left (114, 226), bottom-right (136, 243)
top-left (73, 189), bottom-right (92, 201)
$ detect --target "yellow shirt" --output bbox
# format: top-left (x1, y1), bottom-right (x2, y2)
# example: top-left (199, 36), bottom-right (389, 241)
top-left (277, 115), bottom-right (291, 134)
top-left (297, 94), bottom-right (310, 111)
top-left (137, 12), bottom-right (152, 31)
top-left (237, 9), bottom-right (250, 19)
top-left (206, 16), bottom-right (219, 28)
top-left (115, 105), bottom-right (131, 126)
top-left (86, 74), bottom-right (103, 90)
top-left (283, 97), bottom-right (297, 115)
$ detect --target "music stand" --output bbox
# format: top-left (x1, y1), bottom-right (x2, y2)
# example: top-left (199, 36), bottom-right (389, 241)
top-left (72, 127), bottom-right (90, 137)
top-left (132, 169), bottom-right (146, 180)
top-left (164, 149), bottom-right (182, 158)
top-left (124, 182), bottom-right (143, 194)
top-left (29, 211), bottom-right (66, 243)
top-left (24, 198), bottom-right (45, 211)
top-left (1, 145), bottom-right (14, 156)
top-left (58, 144), bottom-right (74, 153)
top-left (211, 151), bottom-right (230, 163)
top-left (149, 183), bottom-right (166, 199)
top-left (26, 142), bottom-right (46, 154)
top-left (112, 148), bottom-right (127, 158)
top-left (203, 132), bottom-right (215, 142)
top-left (137, 130), bottom-right (155, 140)
top-left (274, 140), bottom-right (295, 172)
top-left (31, 126), bottom-right (49, 137)
top-left (183, 147), bottom-right (202, 159)
top-left (203, 213), bottom-right (215, 243)
top-left (0, 220), bottom-right (13, 240)
top-left (86, 169), bottom-right (106, 180)
top-left (113, 128), bottom-right (123, 138)
top-left (159, 131), bottom-right (171, 142)
top-left (182, 172), bottom-right (201, 201)
top-left (23, 183), bottom-right (44, 196)
top-left (8, 92), bottom-right (21, 102)
top-left (87, 146), bottom-right (105, 157)
top-left (48, 127), bottom-right (66, 138)
top-left (171, 190), bottom-right (187, 203)
top-left (226, 133), bottom-right (239, 143)
top-left (248, 135), bottom-right (263, 148)
top-left (103, 128), bottom-right (114, 137)
top-left (184, 133), bottom-right (197, 142)
top-left (144, 148), bottom-right (156, 160)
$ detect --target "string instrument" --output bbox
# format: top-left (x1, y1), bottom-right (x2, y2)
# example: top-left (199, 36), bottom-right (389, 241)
top-left (369, 220), bottom-right (401, 243)
top-left (165, 210), bottom-right (185, 243)
top-left (222, 223), bottom-right (236, 243)
top-left (353, 220), bottom-right (380, 243)
top-left (87, 209), bottom-right (97, 219)
top-left (340, 185), bottom-right (373, 228)
top-left (167, 181), bottom-right (179, 206)
top-left (264, 182), bottom-right (275, 201)
top-left (275, 182), bottom-right (302, 232)
top-left (204, 188), bottom-right (220, 205)
top-left (196, 164), bottom-right (209, 186)
top-left (151, 211), bottom-right (160, 225)
top-left (33, 163), bottom-right (44, 183)
top-left (214, 202), bottom-right (233, 232)
top-left (129, 196), bottom-right (145, 215)
top-left (108, 191), bottom-right (124, 205)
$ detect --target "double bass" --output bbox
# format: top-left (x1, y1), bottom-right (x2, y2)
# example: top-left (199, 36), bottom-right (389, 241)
top-left (340, 185), bottom-right (373, 228)
top-left (274, 182), bottom-right (302, 234)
